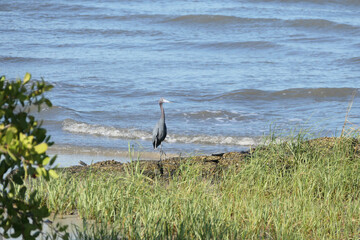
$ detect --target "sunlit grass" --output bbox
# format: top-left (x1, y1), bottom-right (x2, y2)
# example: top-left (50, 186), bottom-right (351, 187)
top-left (28, 134), bottom-right (360, 239)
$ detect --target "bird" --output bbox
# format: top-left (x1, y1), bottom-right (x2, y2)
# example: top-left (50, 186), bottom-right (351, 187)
top-left (152, 97), bottom-right (171, 160)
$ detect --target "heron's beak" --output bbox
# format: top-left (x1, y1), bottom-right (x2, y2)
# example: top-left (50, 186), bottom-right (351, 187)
top-left (163, 99), bottom-right (171, 103)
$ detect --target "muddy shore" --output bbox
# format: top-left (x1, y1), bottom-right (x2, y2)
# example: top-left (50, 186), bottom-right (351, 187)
top-left (64, 150), bottom-right (251, 179)
top-left (63, 137), bottom-right (360, 179)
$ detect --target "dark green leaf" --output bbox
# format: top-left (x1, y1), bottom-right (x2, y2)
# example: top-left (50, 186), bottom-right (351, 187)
top-left (19, 186), bottom-right (27, 198)
top-left (44, 98), bottom-right (52, 107)
top-left (10, 230), bottom-right (22, 238)
top-left (50, 155), bottom-right (57, 165)
top-left (12, 173), bottom-right (23, 185)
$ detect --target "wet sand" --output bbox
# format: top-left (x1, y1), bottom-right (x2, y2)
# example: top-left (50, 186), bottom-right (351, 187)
top-left (48, 147), bottom-right (179, 167)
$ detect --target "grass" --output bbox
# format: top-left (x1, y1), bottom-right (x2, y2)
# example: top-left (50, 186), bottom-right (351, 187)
top-left (27, 133), bottom-right (360, 239)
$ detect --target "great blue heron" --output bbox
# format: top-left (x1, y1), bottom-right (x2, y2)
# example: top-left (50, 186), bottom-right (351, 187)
top-left (152, 97), bottom-right (170, 159)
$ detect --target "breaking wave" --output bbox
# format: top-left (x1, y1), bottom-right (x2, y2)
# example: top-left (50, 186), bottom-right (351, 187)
top-left (62, 119), bottom-right (257, 146)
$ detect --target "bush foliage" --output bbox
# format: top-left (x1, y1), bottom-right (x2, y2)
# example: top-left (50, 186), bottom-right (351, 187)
top-left (0, 73), bottom-right (66, 239)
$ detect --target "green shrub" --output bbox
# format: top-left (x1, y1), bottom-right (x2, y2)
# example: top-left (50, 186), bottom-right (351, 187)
top-left (0, 73), bottom-right (67, 239)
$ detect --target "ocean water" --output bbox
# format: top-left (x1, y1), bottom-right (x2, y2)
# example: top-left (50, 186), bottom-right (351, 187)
top-left (1, 0), bottom-right (360, 164)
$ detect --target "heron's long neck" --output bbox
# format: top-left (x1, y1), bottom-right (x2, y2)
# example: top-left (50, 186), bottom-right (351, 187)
top-left (160, 103), bottom-right (165, 121)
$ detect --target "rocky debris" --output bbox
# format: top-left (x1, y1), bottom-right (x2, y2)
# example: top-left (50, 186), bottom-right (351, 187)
top-left (63, 150), bottom-right (252, 179)
top-left (79, 161), bottom-right (87, 166)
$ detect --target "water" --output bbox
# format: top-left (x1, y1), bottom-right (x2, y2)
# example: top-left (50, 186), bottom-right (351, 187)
top-left (1, 0), bottom-right (360, 165)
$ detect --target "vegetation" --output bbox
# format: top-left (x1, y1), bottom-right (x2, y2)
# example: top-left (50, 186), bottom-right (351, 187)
top-left (0, 74), bottom-right (68, 239)
top-left (30, 135), bottom-right (360, 239)
top-left (2, 73), bottom-right (358, 239)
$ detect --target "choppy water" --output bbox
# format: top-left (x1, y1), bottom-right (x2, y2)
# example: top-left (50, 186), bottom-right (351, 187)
top-left (1, 0), bottom-right (360, 162)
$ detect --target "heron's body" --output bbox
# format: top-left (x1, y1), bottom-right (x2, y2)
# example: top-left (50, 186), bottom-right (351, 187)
top-left (152, 118), bottom-right (167, 149)
top-left (152, 98), bottom-right (169, 150)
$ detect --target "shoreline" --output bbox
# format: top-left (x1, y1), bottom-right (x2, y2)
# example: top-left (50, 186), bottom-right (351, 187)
top-left (48, 147), bottom-right (180, 167)
top-left (60, 136), bottom-right (357, 178)
top-left (61, 148), bottom-right (253, 178)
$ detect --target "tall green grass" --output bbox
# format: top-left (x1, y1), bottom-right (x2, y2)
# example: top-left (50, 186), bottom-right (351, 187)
top-left (28, 135), bottom-right (360, 239)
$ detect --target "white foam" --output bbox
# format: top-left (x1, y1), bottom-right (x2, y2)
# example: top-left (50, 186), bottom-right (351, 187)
top-left (62, 119), bottom-right (151, 140)
top-left (62, 119), bottom-right (258, 147)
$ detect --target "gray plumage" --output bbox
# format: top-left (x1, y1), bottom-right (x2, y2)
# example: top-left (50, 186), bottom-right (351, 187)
top-left (152, 98), bottom-right (170, 149)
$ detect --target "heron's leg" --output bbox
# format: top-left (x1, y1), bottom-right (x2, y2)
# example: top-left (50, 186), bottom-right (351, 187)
top-left (159, 144), bottom-right (163, 161)
top-left (159, 143), bottom-right (167, 161)
top-left (158, 144), bottom-right (164, 175)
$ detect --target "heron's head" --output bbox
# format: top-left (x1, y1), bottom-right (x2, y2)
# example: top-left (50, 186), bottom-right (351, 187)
top-left (159, 98), bottom-right (171, 104)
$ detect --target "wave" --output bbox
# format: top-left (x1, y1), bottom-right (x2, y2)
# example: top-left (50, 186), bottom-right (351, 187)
top-left (55, 28), bottom-right (163, 37)
top-left (77, 13), bottom-right (165, 22)
top-left (214, 88), bottom-right (358, 101)
top-left (340, 57), bottom-right (360, 66)
top-left (1, 2), bottom-right (104, 16)
top-left (184, 110), bottom-right (257, 122)
top-left (198, 41), bottom-right (280, 50)
top-left (63, 119), bottom-right (149, 139)
top-left (166, 134), bottom-right (256, 146)
top-left (251, 0), bottom-right (360, 6)
top-left (0, 55), bottom-right (73, 64)
top-left (288, 36), bottom-right (339, 43)
top-left (164, 14), bottom-right (360, 33)
top-left (62, 119), bottom-right (257, 146)
top-left (164, 40), bottom-right (281, 51)
top-left (0, 3), bottom-right (12, 12)
top-left (0, 56), bottom-right (47, 63)
top-left (20, 104), bottom-right (69, 113)
top-left (29, 3), bottom-right (103, 12)
top-left (165, 15), bottom-right (279, 25)
top-left (16, 104), bottom-right (81, 123)
top-left (288, 19), bottom-right (359, 32)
